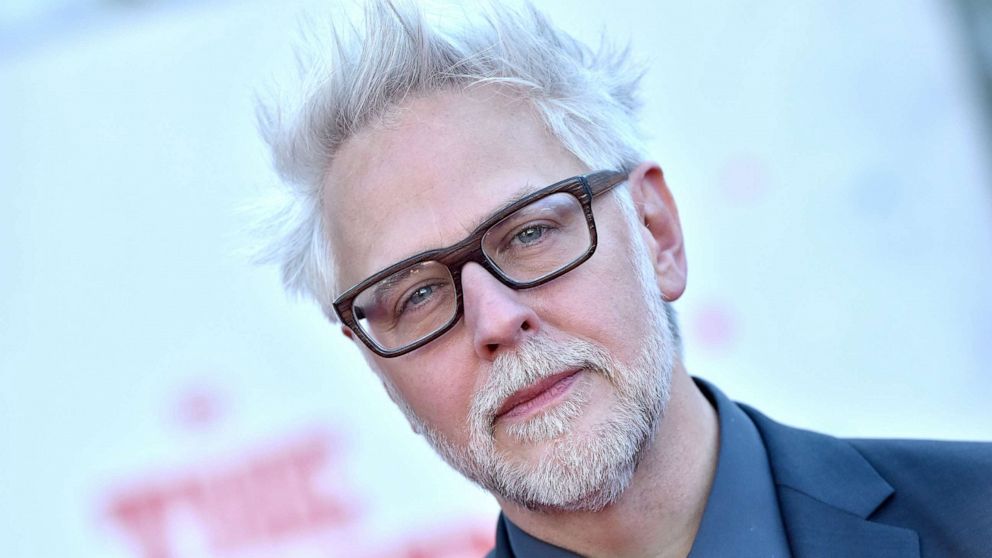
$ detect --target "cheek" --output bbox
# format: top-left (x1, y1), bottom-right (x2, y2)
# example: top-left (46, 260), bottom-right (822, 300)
top-left (538, 228), bottom-right (651, 354)
top-left (378, 331), bottom-right (480, 441)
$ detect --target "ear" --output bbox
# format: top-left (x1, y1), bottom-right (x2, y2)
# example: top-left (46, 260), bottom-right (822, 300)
top-left (340, 325), bottom-right (355, 341)
top-left (627, 162), bottom-right (687, 302)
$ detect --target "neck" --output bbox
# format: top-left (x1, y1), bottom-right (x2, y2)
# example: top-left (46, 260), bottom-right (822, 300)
top-left (498, 365), bottom-right (719, 558)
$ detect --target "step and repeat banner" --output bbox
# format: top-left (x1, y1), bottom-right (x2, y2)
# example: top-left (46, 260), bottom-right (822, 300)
top-left (2, 1), bottom-right (991, 557)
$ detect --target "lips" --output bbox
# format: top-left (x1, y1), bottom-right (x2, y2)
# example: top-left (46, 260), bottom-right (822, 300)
top-left (494, 370), bottom-right (580, 420)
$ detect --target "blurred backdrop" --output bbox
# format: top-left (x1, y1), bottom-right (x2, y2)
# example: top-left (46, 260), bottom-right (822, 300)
top-left (2, 1), bottom-right (991, 557)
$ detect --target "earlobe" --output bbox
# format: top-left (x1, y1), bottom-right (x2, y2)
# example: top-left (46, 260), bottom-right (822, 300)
top-left (627, 162), bottom-right (688, 302)
top-left (340, 325), bottom-right (355, 340)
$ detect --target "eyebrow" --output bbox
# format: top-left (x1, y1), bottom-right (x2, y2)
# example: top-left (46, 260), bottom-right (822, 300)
top-left (464, 181), bottom-right (539, 233)
top-left (369, 265), bottom-right (420, 307)
top-left (356, 179), bottom-right (544, 302)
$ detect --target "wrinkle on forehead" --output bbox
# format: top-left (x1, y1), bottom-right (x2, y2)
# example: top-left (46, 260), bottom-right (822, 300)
top-left (323, 86), bottom-right (586, 289)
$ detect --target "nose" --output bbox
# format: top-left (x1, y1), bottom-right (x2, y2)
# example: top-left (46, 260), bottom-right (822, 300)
top-left (461, 262), bottom-right (540, 361)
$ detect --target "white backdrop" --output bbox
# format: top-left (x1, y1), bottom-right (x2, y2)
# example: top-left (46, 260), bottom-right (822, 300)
top-left (2, 1), bottom-right (990, 557)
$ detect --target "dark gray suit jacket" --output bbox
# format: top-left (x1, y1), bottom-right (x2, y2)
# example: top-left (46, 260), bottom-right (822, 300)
top-left (488, 402), bottom-right (992, 557)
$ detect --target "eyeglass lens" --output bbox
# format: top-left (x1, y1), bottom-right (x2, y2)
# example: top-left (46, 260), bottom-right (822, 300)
top-left (352, 191), bottom-right (591, 352)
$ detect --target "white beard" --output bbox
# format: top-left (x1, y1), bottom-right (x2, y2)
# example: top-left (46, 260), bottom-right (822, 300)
top-left (385, 247), bottom-right (677, 512)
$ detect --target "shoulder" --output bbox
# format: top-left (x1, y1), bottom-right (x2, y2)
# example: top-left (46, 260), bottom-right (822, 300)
top-left (848, 437), bottom-right (992, 475)
top-left (740, 402), bottom-right (992, 557)
top-left (845, 438), bottom-right (992, 558)
top-left (749, 405), bottom-right (992, 503)
top-left (847, 438), bottom-right (992, 522)
top-left (740, 401), bottom-right (992, 484)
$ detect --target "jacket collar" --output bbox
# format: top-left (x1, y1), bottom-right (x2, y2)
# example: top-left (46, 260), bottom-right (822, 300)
top-left (489, 380), bottom-right (923, 558)
top-left (738, 400), bottom-right (920, 558)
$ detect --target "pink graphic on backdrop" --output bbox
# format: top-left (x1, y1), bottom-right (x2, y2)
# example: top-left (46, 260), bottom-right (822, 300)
top-left (105, 380), bottom-right (499, 558)
top-left (361, 522), bottom-right (495, 558)
top-left (172, 383), bottom-right (226, 431)
top-left (691, 302), bottom-right (739, 354)
top-left (104, 429), bottom-right (359, 558)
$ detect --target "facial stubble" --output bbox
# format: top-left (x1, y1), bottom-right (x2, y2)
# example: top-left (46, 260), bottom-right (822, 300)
top-left (385, 255), bottom-right (676, 513)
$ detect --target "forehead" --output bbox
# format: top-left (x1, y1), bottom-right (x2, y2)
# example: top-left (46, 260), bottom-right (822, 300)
top-left (325, 87), bottom-right (586, 291)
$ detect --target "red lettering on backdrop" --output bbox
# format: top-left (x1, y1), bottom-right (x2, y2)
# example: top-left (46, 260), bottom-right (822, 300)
top-left (107, 488), bottom-right (173, 558)
top-left (105, 430), bottom-right (358, 558)
top-left (364, 523), bottom-right (496, 558)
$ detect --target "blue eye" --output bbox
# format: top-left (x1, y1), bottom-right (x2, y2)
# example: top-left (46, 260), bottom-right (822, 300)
top-left (408, 285), bottom-right (434, 306)
top-left (514, 224), bottom-right (550, 246)
top-left (396, 282), bottom-right (444, 318)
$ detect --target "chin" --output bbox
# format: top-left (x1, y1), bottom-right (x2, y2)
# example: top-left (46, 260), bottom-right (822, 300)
top-left (488, 399), bottom-right (657, 513)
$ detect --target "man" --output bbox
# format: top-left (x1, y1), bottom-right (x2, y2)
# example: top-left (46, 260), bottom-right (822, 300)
top-left (256, 1), bottom-right (992, 556)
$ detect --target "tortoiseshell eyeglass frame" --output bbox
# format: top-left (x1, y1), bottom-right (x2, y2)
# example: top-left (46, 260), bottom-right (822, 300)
top-left (333, 169), bottom-right (628, 358)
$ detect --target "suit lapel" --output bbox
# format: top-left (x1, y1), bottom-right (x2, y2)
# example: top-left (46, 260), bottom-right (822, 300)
top-left (776, 485), bottom-right (919, 558)
top-left (741, 404), bottom-right (920, 558)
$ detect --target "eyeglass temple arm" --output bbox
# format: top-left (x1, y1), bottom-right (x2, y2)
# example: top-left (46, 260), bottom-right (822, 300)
top-left (585, 170), bottom-right (628, 197)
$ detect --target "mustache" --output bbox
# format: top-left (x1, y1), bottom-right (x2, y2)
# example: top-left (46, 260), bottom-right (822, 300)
top-left (469, 335), bottom-right (615, 429)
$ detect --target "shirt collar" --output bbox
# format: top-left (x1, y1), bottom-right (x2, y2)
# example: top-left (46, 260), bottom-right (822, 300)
top-left (502, 378), bottom-right (791, 558)
top-left (688, 378), bottom-right (791, 557)
top-left (505, 517), bottom-right (577, 557)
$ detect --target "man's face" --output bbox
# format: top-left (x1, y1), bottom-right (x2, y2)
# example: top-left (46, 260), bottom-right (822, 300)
top-left (325, 87), bottom-right (677, 511)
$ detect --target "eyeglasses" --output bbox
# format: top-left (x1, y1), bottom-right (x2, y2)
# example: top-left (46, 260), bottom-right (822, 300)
top-left (333, 169), bottom-right (628, 357)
